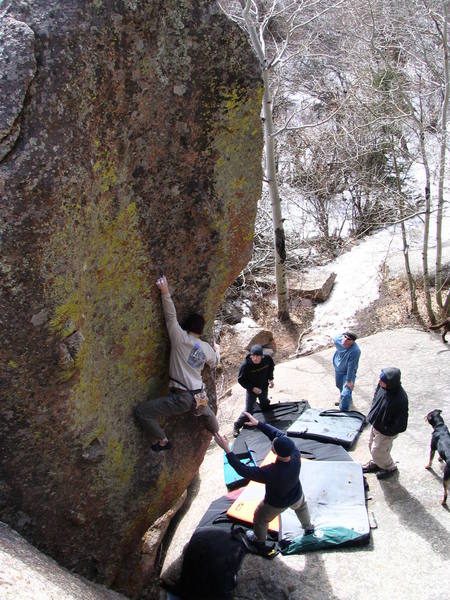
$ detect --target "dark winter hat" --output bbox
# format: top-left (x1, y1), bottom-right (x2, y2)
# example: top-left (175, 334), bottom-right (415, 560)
top-left (273, 435), bottom-right (296, 457)
top-left (250, 344), bottom-right (264, 356)
top-left (182, 313), bottom-right (205, 335)
top-left (343, 331), bottom-right (357, 341)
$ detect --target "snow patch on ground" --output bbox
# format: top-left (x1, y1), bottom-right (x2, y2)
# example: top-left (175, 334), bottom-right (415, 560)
top-left (300, 211), bottom-right (450, 354)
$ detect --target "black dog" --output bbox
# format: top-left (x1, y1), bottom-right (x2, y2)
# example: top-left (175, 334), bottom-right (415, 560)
top-left (429, 318), bottom-right (450, 343)
top-left (425, 409), bottom-right (450, 506)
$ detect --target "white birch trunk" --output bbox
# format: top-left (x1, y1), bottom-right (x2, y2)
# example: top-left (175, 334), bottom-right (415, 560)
top-left (261, 70), bottom-right (289, 320)
top-left (435, 2), bottom-right (449, 309)
top-left (240, 1), bottom-right (290, 321)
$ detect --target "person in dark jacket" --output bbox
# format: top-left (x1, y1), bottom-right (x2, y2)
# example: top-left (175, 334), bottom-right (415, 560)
top-left (233, 344), bottom-right (274, 437)
top-left (215, 412), bottom-right (314, 551)
top-left (362, 367), bottom-right (409, 479)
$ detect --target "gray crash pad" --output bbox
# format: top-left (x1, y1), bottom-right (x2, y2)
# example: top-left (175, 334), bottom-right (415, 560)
top-left (287, 408), bottom-right (366, 449)
top-left (281, 460), bottom-right (370, 545)
top-left (228, 459), bottom-right (370, 549)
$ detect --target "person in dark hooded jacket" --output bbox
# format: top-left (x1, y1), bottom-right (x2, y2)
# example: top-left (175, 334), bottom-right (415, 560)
top-left (362, 367), bottom-right (408, 479)
top-left (233, 344), bottom-right (274, 437)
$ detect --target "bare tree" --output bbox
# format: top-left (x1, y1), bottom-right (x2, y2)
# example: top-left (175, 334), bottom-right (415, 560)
top-left (219, 0), bottom-right (346, 320)
top-left (220, 0), bottom-right (448, 322)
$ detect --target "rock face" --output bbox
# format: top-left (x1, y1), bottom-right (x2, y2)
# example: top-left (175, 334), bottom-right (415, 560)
top-left (0, 1), bottom-right (262, 595)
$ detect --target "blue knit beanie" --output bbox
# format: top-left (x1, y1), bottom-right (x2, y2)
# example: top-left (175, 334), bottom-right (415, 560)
top-left (250, 344), bottom-right (264, 356)
top-left (273, 436), bottom-right (295, 457)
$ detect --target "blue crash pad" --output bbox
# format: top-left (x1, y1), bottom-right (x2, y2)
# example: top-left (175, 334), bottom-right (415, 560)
top-left (224, 448), bottom-right (257, 489)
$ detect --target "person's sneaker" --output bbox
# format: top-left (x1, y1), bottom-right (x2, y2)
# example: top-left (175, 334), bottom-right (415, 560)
top-left (362, 461), bottom-right (381, 473)
top-left (376, 467), bottom-right (398, 480)
top-left (233, 425), bottom-right (241, 438)
top-left (151, 441), bottom-right (172, 452)
top-left (245, 530), bottom-right (265, 546)
top-left (304, 526), bottom-right (315, 536)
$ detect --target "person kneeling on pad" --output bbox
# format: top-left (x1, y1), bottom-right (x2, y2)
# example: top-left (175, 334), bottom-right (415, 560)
top-left (215, 413), bottom-right (314, 551)
top-left (134, 275), bottom-right (220, 452)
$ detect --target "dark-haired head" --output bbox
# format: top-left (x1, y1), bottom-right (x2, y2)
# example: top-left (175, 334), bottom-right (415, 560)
top-left (182, 313), bottom-right (205, 335)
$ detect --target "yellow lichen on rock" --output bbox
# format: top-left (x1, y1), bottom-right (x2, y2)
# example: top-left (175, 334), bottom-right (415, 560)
top-left (43, 196), bottom-right (166, 488)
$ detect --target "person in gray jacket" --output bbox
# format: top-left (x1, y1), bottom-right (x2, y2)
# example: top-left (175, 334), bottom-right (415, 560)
top-left (362, 367), bottom-right (408, 479)
top-left (134, 275), bottom-right (220, 452)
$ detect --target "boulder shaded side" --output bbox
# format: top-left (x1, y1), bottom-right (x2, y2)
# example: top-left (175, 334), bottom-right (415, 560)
top-left (0, 1), bottom-right (262, 595)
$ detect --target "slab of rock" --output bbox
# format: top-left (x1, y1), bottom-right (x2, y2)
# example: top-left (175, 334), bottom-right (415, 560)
top-left (161, 328), bottom-right (450, 600)
top-left (0, 17), bottom-right (37, 160)
top-left (0, 1), bottom-right (263, 595)
top-left (0, 522), bottom-right (126, 600)
top-left (289, 270), bottom-right (336, 302)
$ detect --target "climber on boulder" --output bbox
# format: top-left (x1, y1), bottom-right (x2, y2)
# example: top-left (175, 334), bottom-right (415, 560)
top-left (134, 275), bottom-right (220, 451)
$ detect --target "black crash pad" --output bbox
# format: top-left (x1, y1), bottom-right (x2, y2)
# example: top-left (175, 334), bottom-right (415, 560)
top-left (232, 425), bottom-right (352, 467)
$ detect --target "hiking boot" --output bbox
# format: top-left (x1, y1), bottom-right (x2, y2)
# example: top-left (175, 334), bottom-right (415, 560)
top-left (304, 526), bottom-right (315, 536)
top-left (233, 424), bottom-right (241, 438)
top-left (362, 461), bottom-right (380, 473)
top-left (376, 467), bottom-right (398, 480)
top-left (151, 441), bottom-right (172, 452)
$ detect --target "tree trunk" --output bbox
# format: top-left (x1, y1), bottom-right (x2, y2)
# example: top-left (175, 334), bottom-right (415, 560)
top-left (392, 146), bottom-right (418, 315)
top-left (262, 69), bottom-right (290, 321)
top-left (435, 2), bottom-right (449, 308)
top-left (238, 1), bottom-right (290, 322)
top-left (417, 95), bottom-right (435, 323)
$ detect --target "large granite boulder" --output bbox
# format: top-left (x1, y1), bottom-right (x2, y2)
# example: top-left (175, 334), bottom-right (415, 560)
top-left (0, 1), bottom-right (262, 596)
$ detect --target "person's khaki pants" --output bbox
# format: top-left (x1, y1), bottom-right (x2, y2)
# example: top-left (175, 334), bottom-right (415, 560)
top-left (253, 493), bottom-right (312, 542)
top-left (369, 426), bottom-right (397, 470)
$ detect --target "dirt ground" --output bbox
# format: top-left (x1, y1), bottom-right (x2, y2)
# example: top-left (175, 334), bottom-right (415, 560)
top-left (215, 277), bottom-right (434, 398)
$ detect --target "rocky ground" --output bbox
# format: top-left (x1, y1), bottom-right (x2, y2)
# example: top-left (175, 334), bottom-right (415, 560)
top-left (160, 320), bottom-right (450, 600)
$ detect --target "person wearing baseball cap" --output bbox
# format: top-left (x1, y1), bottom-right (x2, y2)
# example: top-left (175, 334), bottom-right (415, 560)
top-left (215, 413), bottom-right (314, 554)
top-left (332, 330), bottom-right (361, 411)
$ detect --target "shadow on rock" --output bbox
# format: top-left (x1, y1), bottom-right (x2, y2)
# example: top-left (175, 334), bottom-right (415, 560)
top-left (162, 548), bottom-right (342, 600)
top-left (379, 475), bottom-right (449, 556)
